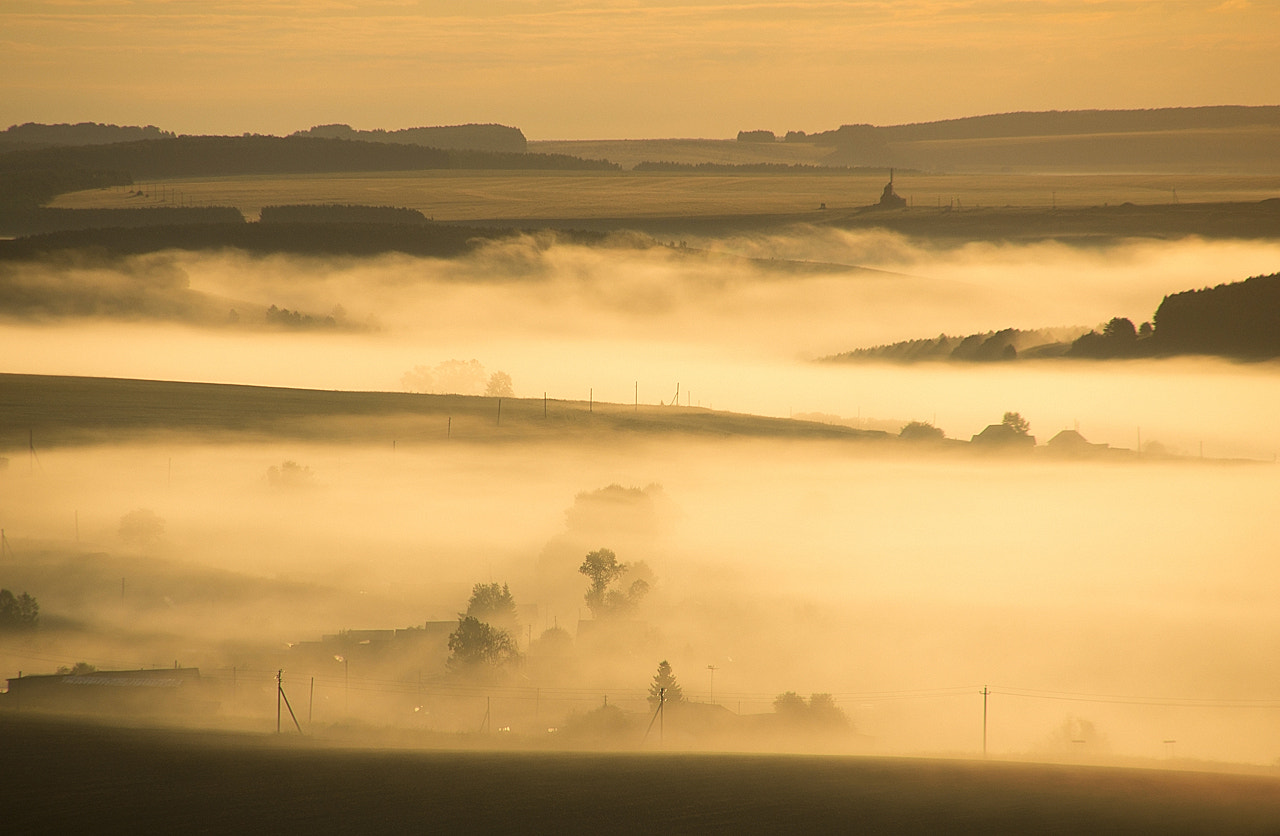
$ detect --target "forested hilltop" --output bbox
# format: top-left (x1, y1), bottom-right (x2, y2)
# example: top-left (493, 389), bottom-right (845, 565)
top-left (0, 122), bottom-right (175, 151)
top-left (826, 272), bottom-right (1280, 363)
top-left (0, 133), bottom-right (618, 233)
top-left (291, 123), bottom-right (526, 153)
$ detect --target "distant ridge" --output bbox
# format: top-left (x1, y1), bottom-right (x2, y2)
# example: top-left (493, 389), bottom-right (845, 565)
top-left (785, 106), bottom-right (1280, 172)
top-left (816, 106), bottom-right (1280, 144)
top-left (291, 123), bottom-right (527, 153)
top-left (0, 122), bottom-right (175, 149)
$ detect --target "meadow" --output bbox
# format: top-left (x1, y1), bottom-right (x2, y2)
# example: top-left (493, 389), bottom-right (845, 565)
top-left (48, 168), bottom-right (1280, 223)
top-left (4, 715), bottom-right (1280, 835)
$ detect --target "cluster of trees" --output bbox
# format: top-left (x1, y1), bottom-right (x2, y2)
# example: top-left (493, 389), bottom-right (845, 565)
top-left (1067, 316), bottom-right (1152, 358)
top-left (401, 360), bottom-right (513, 397)
top-left (266, 460), bottom-right (317, 489)
top-left (0, 589), bottom-right (39, 630)
top-left (832, 271), bottom-right (1280, 365)
top-left (632, 161), bottom-right (868, 174)
top-left (1067, 272), bottom-right (1280, 360)
top-left (265, 304), bottom-right (339, 330)
top-left (291, 123), bottom-right (527, 154)
top-left (827, 327), bottom-right (1085, 364)
top-left (1148, 271), bottom-right (1280, 358)
top-left (0, 122), bottom-right (174, 149)
top-left (0, 136), bottom-right (618, 183)
top-left (898, 421), bottom-right (945, 442)
top-left (447, 582), bottom-right (521, 677)
top-left (772, 692), bottom-right (850, 730)
top-left (447, 547), bottom-right (655, 681)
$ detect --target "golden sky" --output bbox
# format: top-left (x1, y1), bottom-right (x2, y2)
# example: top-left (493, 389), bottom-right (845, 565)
top-left (1, 1), bottom-right (1277, 138)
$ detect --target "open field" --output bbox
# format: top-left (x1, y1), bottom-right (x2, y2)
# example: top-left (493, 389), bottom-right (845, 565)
top-left (49, 170), bottom-right (1280, 224)
top-left (4, 715), bottom-right (1280, 835)
top-left (531, 137), bottom-right (836, 168)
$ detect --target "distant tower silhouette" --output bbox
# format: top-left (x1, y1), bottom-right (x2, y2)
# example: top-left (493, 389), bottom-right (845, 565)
top-left (877, 168), bottom-right (906, 209)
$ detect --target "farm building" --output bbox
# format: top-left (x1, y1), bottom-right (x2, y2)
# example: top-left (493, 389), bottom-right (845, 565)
top-left (2, 667), bottom-right (217, 716)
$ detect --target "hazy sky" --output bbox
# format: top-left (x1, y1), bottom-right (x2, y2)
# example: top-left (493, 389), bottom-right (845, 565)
top-left (2, 1), bottom-right (1277, 139)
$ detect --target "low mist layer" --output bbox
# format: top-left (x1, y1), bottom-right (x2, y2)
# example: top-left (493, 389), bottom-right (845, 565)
top-left (2, 228), bottom-right (1279, 764)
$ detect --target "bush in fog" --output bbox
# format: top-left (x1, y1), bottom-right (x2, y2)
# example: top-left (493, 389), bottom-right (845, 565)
top-left (0, 589), bottom-right (39, 631)
top-left (899, 421), bottom-right (945, 441)
top-left (579, 548), bottom-right (651, 619)
top-left (267, 460), bottom-right (317, 489)
top-left (56, 661), bottom-right (96, 675)
top-left (561, 701), bottom-right (635, 741)
top-left (118, 508), bottom-right (164, 546)
top-left (773, 692), bottom-right (850, 730)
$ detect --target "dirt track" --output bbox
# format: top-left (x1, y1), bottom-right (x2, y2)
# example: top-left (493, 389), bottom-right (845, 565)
top-left (4, 715), bottom-right (1279, 834)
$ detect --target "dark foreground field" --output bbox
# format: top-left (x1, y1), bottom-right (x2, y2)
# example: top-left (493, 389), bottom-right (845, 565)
top-left (4, 716), bottom-right (1279, 835)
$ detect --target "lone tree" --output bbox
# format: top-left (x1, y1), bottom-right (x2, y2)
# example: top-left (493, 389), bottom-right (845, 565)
top-left (579, 548), bottom-right (650, 619)
top-left (447, 582), bottom-right (521, 676)
top-left (447, 617), bottom-right (519, 673)
top-left (1002, 411), bottom-right (1031, 435)
top-left (648, 660), bottom-right (685, 706)
top-left (0, 589), bottom-right (38, 631)
top-left (485, 371), bottom-right (514, 398)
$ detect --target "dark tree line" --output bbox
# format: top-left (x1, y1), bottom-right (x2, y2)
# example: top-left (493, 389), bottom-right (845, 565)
top-left (1070, 272), bottom-right (1280, 359)
top-left (0, 135), bottom-right (617, 183)
top-left (291, 123), bottom-right (527, 154)
top-left (632, 161), bottom-right (878, 174)
top-left (259, 205), bottom-right (427, 225)
top-left (1149, 272), bottom-right (1280, 358)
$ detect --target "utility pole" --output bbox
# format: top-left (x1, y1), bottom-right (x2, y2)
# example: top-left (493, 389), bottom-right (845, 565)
top-left (982, 686), bottom-right (990, 757)
top-left (707, 665), bottom-right (719, 705)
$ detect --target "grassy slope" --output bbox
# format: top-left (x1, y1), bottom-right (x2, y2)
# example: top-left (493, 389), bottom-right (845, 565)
top-left (3, 715), bottom-right (1279, 834)
top-left (46, 171), bottom-right (1280, 240)
top-left (0, 373), bottom-right (884, 451)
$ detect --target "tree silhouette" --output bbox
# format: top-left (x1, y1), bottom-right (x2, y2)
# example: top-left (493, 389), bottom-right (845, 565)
top-left (648, 660), bottom-right (685, 706)
top-left (1002, 412), bottom-right (1030, 435)
top-left (485, 371), bottom-right (514, 398)
top-left (447, 582), bottom-right (521, 675)
top-left (0, 589), bottom-right (38, 631)
top-left (579, 548), bottom-right (650, 619)
top-left (899, 421), bottom-right (944, 441)
top-left (773, 691), bottom-right (850, 730)
top-left (464, 582), bottom-right (518, 632)
top-left (447, 615), bottom-right (519, 673)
